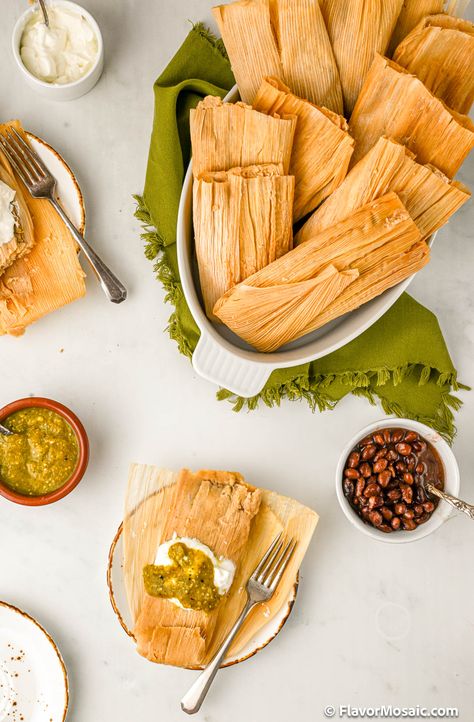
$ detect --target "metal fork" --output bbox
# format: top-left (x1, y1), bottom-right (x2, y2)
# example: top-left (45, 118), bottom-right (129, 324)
top-left (0, 128), bottom-right (127, 304)
top-left (181, 532), bottom-right (297, 715)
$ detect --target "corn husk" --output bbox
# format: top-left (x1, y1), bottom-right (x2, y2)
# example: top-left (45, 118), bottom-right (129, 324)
top-left (0, 121), bottom-right (86, 336)
top-left (393, 14), bottom-right (474, 114)
top-left (320, 0), bottom-right (404, 115)
top-left (388, 0), bottom-right (444, 54)
top-left (212, 0), bottom-right (344, 112)
top-left (214, 193), bottom-right (423, 351)
top-left (193, 163), bottom-right (294, 318)
top-left (190, 96), bottom-right (296, 178)
top-left (253, 77), bottom-right (354, 220)
top-left (296, 137), bottom-right (471, 244)
top-left (349, 54), bottom-right (474, 177)
top-left (0, 150), bottom-right (35, 275)
top-left (124, 464), bottom-right (318, 668)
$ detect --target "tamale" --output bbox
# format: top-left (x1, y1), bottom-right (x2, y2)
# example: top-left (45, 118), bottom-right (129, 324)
top-left (214, 193), bottom-right (423, 352)
top-left (253, 77), bottom-right (354, 221)
top-left (193, 163), bottom-right (294, 318)
top-left (124, 464), bottom-right (318, 668)
top-left (388, 0), bottom-right (444, 54)
top-left (0, 148), bottom-right (35, 273)
top-left (0, 121), bottom-right (86, 336)
top-left (212, 0), bottom-right (344, 112)
top-left (296, 137), bottom-right (471, 244)
top-left (393, 14), bottom-right (474, 114)
top-left (349, 54), bottom-right (474, 177)
top-left (190, 96), bottom-right (296, 178)
top-left (320, 0), bottom-right (404, 115)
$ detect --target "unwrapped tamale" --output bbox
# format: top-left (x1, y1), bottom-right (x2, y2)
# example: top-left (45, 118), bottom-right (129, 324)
top-left (193, 163), bottom-right (294, 317)
top-left (320, 0), bottom-right (404, 115)
top-left (296, 137), bottom-right (470, 244)
top-left (349, 54), bottom-right (474, 177)
top-left (393, 14), bottom-right (474, 114)
top-left (388, 0), bottom-right (444, 55)
top-left (214, 193), bottom-right (424, 352)
top-left (0, 147), bottom-right (34, 274)
top-left (190, 96), bottom-right (296, 178)
top-left (213, 0), bottom-right (344, 112)
top-left (253, 77), bottom-right (354, 220)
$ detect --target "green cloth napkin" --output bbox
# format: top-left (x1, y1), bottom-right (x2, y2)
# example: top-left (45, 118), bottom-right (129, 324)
top-left (135, 23), bottom-right (465, 441)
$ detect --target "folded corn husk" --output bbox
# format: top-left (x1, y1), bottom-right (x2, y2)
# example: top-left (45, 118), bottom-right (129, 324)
top-left (190, 96), bottom-right (296, 178)
top-left (253, 77), bottom-right (354, 221)
top-left (124, 464), bottom-right (318, 668)
top-left (0, 121), bottom-right (86, 337)
top-left (194, 163), bottom-right (294, 318)
top-left (393, 14), bottom-right (474, 114)
top-left (213, 0), bottom-right (344, 112)
top-left (349, 54), bottom-right (474, 177)
top-left (320, 0), bottom-right (404, 115)
top-left (388, 0), bottom-right (444, 54)
top-left (214, 193), bottom-right (424, 351)
top-left (296, 137), bottom-right (470, 244)
top-left (0, 151), bottom-right (35, 275)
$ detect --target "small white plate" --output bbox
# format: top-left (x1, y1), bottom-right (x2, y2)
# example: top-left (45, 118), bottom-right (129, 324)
top-left (107, 523), bottom-right (298, 670)
top-left (0, 601), bottom-right (68, 722)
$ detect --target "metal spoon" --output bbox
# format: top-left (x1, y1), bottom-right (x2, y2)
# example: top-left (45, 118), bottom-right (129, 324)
top-left (38, 0), bottom-right (50, 27)
top-left (0, 423), bottom-right (13, 437)
top-left (426, 482), bottom-right (474, 521)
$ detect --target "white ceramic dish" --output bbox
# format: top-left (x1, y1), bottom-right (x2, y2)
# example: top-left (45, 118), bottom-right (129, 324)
top-left (335, 418), bottom-right (460, 543)
top-left (107, 523), bottom-right (298, 670)
top-left (12, 0), bottom-right (104, 101)
top-left (0, 601), bottom-right (68, 722)
top-left (177, 86), bottom-right (435, 398)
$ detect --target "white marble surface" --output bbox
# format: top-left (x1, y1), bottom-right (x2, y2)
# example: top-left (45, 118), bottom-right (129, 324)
top-left (1, 1), bottom-right (474, 720)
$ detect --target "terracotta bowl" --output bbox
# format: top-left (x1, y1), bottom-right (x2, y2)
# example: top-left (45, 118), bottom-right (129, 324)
top-left (0, 398), bottom-right (89, 506)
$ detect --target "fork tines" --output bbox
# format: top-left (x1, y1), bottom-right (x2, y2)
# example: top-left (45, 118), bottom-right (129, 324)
top-left (253, 532), bottom-right (297, 591)
top-left (0, 127), bottom-right (49, 191)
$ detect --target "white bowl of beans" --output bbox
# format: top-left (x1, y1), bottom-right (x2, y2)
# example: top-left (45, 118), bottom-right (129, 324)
top-left (335, 418), bottom-right (460, 543)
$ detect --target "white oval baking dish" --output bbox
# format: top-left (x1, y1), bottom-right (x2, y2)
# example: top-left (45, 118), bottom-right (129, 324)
top-left (177, 86), bottom-right (434, 398)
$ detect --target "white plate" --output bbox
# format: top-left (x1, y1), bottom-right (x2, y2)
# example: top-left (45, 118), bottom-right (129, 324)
top-left (107, 523), bottom-right (298, 670)
top-left (0, 601), bottom-right (68, 722)
top-left (177, 86), bottom-right (435, 397)
top-left (26, 131), bottom-right (85, 234)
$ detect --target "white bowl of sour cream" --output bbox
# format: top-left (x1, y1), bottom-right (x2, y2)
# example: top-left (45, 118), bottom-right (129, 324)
top-left (12, 1), bottom-right (103, 100)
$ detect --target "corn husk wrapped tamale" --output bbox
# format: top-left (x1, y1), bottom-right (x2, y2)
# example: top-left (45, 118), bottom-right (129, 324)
top-left (124, 464), bottom-right (318, 668)
top-left (0, 121), bottom-right (86, 336)
top-left (190, 96), bottom-right (296, 178)
top-left (253, 77), bottom-right (354, 220)
top-left (0, 149), bottom-right (35, 274)
top-left (349, 54), bottom-right (474, 177)
top-left (296, 137), bottom-right (471, 244)
top-left (214, 193), bottom-right (423, 351)
top-left (213, 0), bottom-right (344, 112)
top-left (320, 0), bottom-right (404, 115)
top-left (393, 14), bottom-right (474, 114)
top-left (388, 0), bottom-right (444, 54)
top-left (194, 163), bottom-right (294, 318)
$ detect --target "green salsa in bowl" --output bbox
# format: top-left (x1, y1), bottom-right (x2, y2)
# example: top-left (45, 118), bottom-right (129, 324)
top-left (0, 398), bottom-right (89, 506)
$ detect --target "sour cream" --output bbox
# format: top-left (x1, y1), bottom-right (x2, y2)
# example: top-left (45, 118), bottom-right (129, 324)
top-left (155, 536), bottom-right (236, 609)
top-left (20, 6), bottom-right (98, 85)
top-left (0, 181), bottom-right (16, 246)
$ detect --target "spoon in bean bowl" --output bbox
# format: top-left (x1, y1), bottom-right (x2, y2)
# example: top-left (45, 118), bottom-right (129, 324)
top-left (424, 482), bottom-right (474, 521)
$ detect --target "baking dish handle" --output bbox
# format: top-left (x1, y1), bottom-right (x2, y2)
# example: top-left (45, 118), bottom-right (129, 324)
top-left (192, 333), bottom-right (272, 398)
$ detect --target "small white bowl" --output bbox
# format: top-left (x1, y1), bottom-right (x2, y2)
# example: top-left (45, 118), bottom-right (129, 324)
top-left (12, 0), bottom-right (104, 101)
top-left (335, 418), bottom-right (460, 543)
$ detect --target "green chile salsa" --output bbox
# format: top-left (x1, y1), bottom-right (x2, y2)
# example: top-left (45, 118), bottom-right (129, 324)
top-left (143, 542), bottom-right (222, 612)
top-left (343, 428), bottom-right (444, 533)
top-left (0, 407), bottom-right (79, 496)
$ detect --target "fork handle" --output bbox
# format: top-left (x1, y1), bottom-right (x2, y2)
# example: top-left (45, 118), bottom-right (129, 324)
top-left (181, 598), bottom-right (255, 715)
top-left (49, 198), bottom-right (127, 304)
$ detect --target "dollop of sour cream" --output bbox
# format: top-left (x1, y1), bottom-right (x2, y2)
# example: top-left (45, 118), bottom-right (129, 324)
top-left (20, 6), bottom-right (98, 85)
top-left (155, 536), bottom-right (236, 609)
top-left (0, 180), bottom-right (17, 247)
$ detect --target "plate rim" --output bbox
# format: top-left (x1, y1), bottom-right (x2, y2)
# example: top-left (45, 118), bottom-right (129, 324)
top-left (0, 600), bottom-right (69, 722)
top-left (106, 521), bottom-right (298, 670)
